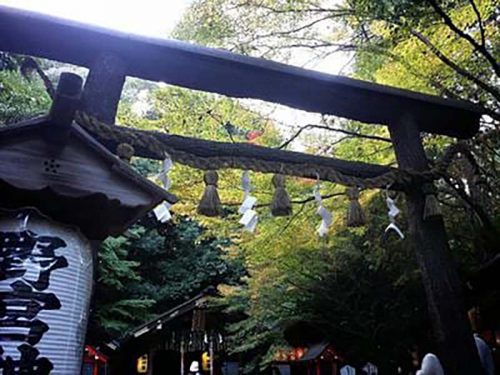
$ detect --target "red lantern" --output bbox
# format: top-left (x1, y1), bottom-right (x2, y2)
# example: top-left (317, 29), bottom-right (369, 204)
top-left (295, 347), bottom-right (305, 360)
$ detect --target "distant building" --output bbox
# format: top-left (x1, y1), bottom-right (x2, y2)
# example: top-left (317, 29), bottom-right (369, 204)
top-left (100, 288), bottom-right (367, 375)
top-left (102, 287), bottom-right (238, 375)
top-left (271, 342), bottom-right (344, 375)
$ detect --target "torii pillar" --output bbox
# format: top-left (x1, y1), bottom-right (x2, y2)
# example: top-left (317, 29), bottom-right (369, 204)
top-left (390, 116), bottom-right (482, 374)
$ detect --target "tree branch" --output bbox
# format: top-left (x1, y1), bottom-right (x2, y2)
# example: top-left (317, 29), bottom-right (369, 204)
top-left (233, 1), bottom-right (352, 16)
top-left (468, 0), bottom-right (486, 47)
top-left (261, 13), bottom-right (499, 116)
top-left (405, 26), bottom-right (500, 102)
top-left (253, 15), bottom-right (338, 39)
top-left (278, 124), bottom-right (391, 149)
top-left (20, 57), bottom-right (55, 99)
top-left (426, 0), bottom-right (500, 77)
top-left (442, 175), bottom-right (495, 231)
top-left (225, 192), bottom-right (345, 208)
top-left (247, 21), bottom-right (498, 118)
top-left (277, 202), bottom-right (307, 235)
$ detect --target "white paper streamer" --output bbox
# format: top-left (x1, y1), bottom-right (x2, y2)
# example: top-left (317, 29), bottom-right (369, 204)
top-left (241, 170), bottom-right (251, 196)
top-left (158, 156), bottom-right (173, 190)
top-left (416, 353), bottom-right (444, 375)
top-left (362, 362), bottom-right (378, 375)
top-left (385, 195), bottom-right (404, 239)
top-left (238, 171), bottom-right (258, 232)
top-left (239, 195), bottom-right (257, 215)
top-left (314, 183), bottom-right (332, 237)
top-left (154, 154), bottom-right (173, 223)
top-left (153, 201), bottom-right (172, 223)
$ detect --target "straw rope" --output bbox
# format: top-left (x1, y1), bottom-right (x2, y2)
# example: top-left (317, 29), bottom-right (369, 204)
top-left (74, 111), bottom-right (479, 190)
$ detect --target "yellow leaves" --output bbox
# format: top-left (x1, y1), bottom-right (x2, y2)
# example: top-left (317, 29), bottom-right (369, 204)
top-left (371, 1), bottom-right (491, 95)
top-left (369, 20), bottom-right (393, 38)
top-left (217, 283), bottom-right (240, 297)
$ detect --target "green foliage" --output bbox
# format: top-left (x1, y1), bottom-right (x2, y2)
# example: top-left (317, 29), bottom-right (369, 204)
top-left (174, 0), bottom-right (338, 59)
top-left (89, 215), bottom-right (246, 343)
top-left (131, 218), bottom-right (245, 311)
top-left (174, 0), bottom-right (235, 48)
top-left (0, 69), bottom-right (51, 124)
top-left (220, 192), bottom-right (426, 372)
top-left (89, 226), bottom-right (154, 341)
top-left (0, 52), bottom-right (19, 71)
top-left (97, 230), bottom-right (143, 290)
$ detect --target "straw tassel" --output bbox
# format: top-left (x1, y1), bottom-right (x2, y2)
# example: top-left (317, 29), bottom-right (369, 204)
top-left (116, 143), bottom-right (135, 163)
top-left (197, 170), bottom-right (222, 217)
top-left (271, 174), bottom-right (292, 216)
top-left (346, 187), bottom-right (366, 227)
top-left (423, 183), bottom-right (442, 220)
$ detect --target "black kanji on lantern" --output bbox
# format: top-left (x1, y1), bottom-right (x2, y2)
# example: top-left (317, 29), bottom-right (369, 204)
top-left (0, 230), bottom-right (68, 374)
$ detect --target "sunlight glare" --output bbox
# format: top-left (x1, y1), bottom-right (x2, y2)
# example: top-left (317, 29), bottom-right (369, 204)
top-left (0, 0), bottom-right (191, 37)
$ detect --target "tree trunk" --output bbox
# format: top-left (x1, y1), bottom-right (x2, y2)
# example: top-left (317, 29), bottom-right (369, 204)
top-left (389, 115), bottom-right (482, 375)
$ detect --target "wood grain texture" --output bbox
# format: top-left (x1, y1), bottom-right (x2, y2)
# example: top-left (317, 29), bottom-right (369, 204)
top-left (0, 5), bottom-right (482, 138)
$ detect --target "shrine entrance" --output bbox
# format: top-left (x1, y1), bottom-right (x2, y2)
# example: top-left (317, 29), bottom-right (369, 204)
top-left (0, 5), bottom-right (491, 375)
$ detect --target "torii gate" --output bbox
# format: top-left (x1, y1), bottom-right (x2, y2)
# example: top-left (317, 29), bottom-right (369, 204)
top-left (0, 5), bottom-right (486, 374)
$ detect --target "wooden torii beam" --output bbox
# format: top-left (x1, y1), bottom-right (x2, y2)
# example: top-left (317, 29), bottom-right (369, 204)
top-left (0, 5), bottom-right (482, 137)
top-left (0, 5), bottom-right (485, 375)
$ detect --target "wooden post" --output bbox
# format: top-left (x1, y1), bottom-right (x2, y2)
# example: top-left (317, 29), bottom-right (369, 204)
top-left (146, 349), bottom-right (155, 375)
top-left (49, 73), bottom-right (82, 127)
top-left (389, 115), bottom-right (482, 375)
top-left (81, 53), bottom-right (126, 123)
top-left (209, 335), bottom-right (214, 375)
top-left (46, 72), bottom-right (82, 145)
top-left (180, 338), bottom-right (185, 375)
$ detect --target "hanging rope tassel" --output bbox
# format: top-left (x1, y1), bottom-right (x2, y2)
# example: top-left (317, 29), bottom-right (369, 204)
top-left (116, 143), bottom-right (135, 163)
top-left (422, 183), bottom-right (442, 220)
top-left (271, 174), bottom-right (292, 216)
top-left (197, 170), bottom-right (222, 217)
top-left (346, 187), bottom-right (366, 227)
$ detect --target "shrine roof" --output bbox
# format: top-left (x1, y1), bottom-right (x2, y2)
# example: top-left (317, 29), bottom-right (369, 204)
top-left (0, 116), bottom-right (177, 239)
top-left (108, 287), bottom-right (217, 350)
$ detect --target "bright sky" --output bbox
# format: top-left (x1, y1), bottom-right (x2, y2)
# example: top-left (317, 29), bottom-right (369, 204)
top-left (0, 0), bottom-right (192, 36)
